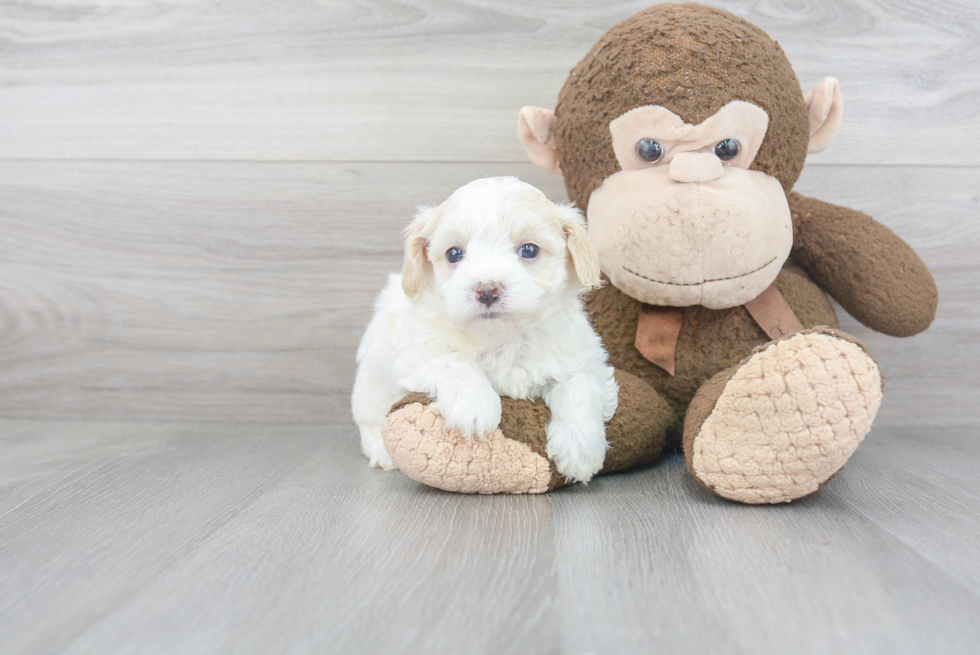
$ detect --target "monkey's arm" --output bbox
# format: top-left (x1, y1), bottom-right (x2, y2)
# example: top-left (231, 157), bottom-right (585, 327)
top-left (788, 192), bottom-right (937, 337)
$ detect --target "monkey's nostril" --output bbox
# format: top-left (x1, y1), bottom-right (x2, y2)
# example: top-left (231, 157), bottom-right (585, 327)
top-left (474, 281), bottom-right (502, 307)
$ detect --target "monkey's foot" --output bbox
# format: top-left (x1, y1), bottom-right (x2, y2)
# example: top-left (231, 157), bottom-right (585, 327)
top-left (382, 370), bottom-right (672, 494)
top-left (683, 328), bottom-right (883, 504)
top-left (383, 395), bottom-right (557, 494)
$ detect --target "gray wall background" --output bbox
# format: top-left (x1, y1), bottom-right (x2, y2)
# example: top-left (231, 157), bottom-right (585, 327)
top-left (0, 0), bottom-right (977, 427)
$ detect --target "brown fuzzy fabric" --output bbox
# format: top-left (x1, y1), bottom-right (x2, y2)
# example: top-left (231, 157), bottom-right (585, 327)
top-left (586, 262), bottom-right (839, 430)
top-left (601, 370), bottom-right (673, 475)
top-left (496, 396), bottom-right (557, 481)
top-left (790, 192), bottom-right (938, 337)
top-left (389, 392), bottom-right (434, 414)
top-left (555, 2), bottom-right (810, 211)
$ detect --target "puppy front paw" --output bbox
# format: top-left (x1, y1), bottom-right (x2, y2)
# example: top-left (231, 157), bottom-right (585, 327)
top-left (436, 385), bottom-right (502, 439)
top-left (360, 423), bottom-right (397, 470)
top-left (546, 420), bottom-right (607, 484)
top-left (368, 438), bottom-right (397, 470)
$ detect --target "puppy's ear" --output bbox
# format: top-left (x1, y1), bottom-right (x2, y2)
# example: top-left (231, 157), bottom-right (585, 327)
top-left (402, 205), bottom-right (439, 298)
top-left (557, 204), bottom-right (602, 289)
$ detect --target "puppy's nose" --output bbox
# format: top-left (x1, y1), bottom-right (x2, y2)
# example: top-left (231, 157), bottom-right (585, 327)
top-left (474, 281), bottom-right (503, 307)
top-left (668, 152), bottom-right (724, 184)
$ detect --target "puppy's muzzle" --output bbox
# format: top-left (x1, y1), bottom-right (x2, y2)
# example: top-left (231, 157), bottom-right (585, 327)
top-left (474, 281), bottom-right (503, 307)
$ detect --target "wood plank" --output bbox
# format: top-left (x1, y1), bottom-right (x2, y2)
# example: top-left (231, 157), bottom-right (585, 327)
top-left (2, 421), bottom-right (977, 653)
top-left (0, 419), bottom-right (559, 655)
top-left (0, 420), bottom-right (168, 521)
top-left (0, 161), bottom-right (975, 424)
top-left (550, 438), bottom-right (980, 655)
top-left (0, 420), bottom-right (333, 654)
top-left (0, 0), bottom-right (977, 164)
top-left (829, 428), bottom-right (980, 591)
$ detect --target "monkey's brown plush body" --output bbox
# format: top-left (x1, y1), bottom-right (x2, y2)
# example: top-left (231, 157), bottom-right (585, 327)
top-left (381, 3), bottom-right (937, 503)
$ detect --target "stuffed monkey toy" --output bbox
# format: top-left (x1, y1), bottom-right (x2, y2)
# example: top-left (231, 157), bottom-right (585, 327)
top-left (380, 3), bottom-right (937, 503)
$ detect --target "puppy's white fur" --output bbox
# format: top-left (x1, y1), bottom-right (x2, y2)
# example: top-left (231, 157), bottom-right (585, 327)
top-left (351, 177), bottom-right (618, 483)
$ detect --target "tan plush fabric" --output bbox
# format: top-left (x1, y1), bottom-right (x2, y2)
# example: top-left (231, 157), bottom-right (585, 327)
top-left (518, 106), bottom-right (561, 173)
top-left (384, 394), bottom-right (556, 494)
top-left (382, 371), bottom-right (672, 493)
top-left (665, 152), bottom-right (724, 184)
top-left (587, 165), bottom-right (793, 309)
top-left (804, 77), bottom-right (843, 154)
top-left (608, 101), bottom-right (769, 172)
top-left (682, 329), bottom-right (883, 504)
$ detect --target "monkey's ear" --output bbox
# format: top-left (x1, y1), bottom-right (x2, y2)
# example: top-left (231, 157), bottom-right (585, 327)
top-left (518, 107), bottom-right (561, 173)
top-left (804, 77), bottom-right (844, 154)
top-left (402, 205), bottom-right (439, 298)
top-left (557, 204), bottom-right (602, 289)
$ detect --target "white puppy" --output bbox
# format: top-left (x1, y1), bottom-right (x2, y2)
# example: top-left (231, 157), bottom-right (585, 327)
top-left (351, 177), bottom-right (619, 483)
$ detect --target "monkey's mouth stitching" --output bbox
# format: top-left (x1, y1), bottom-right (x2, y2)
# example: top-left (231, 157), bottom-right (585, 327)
top-left (623, 257), bottom-right (778, 286)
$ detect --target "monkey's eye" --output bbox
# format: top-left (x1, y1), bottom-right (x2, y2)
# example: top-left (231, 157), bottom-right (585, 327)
top-left (713, 139), bottom-right (740, 161)
top-left (446, 247), bottom-right (464, 263)
top-left (518, 243), bottom-right (539, 259)
top-left (635, 138), bottom-right (664, 164)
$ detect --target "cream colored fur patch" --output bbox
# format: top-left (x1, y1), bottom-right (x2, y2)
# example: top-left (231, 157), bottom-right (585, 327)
top-left (692, 332), bottom-right (883, 504)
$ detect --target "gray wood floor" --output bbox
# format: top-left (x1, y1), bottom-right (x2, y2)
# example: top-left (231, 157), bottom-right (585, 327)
top-left (1, 1), bottom-right (979, 653)
top-left (2, 421), bottom-right (979, 654)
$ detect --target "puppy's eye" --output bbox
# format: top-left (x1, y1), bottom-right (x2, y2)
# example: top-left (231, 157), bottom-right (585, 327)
top-left (713, 139), bottom-right (740, 161)
top-left (636, 138), bottom-right (664, 164)
top-left (446, 247), bottom-right (464, 263)
top-left (518, 243), bottom-right (539, 259)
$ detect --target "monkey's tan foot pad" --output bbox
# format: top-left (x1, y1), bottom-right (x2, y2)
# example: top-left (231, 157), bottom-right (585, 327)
top-left (381, 371), bottom-right (672, 494)
top-left (683, 329), bottom-right (883, 504)
top-left (382, 394), bottom-right (559, 494)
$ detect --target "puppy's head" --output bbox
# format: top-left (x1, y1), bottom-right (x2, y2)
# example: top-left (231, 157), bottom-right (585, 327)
top-left (402, 177), bottom-right (600, 325)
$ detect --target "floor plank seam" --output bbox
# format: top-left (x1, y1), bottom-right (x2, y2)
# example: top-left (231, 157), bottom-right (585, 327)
top-left (825, 493), bottom-right (980, 600)
top-left (54, 437), bottom-right (326, 650)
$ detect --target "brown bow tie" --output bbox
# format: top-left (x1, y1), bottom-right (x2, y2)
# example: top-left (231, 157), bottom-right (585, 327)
top-left (634, 284), bottom-right (804, 376)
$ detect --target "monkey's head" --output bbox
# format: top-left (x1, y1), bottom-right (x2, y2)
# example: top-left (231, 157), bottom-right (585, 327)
top-left (518, 3), bottom-right (843, 309)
